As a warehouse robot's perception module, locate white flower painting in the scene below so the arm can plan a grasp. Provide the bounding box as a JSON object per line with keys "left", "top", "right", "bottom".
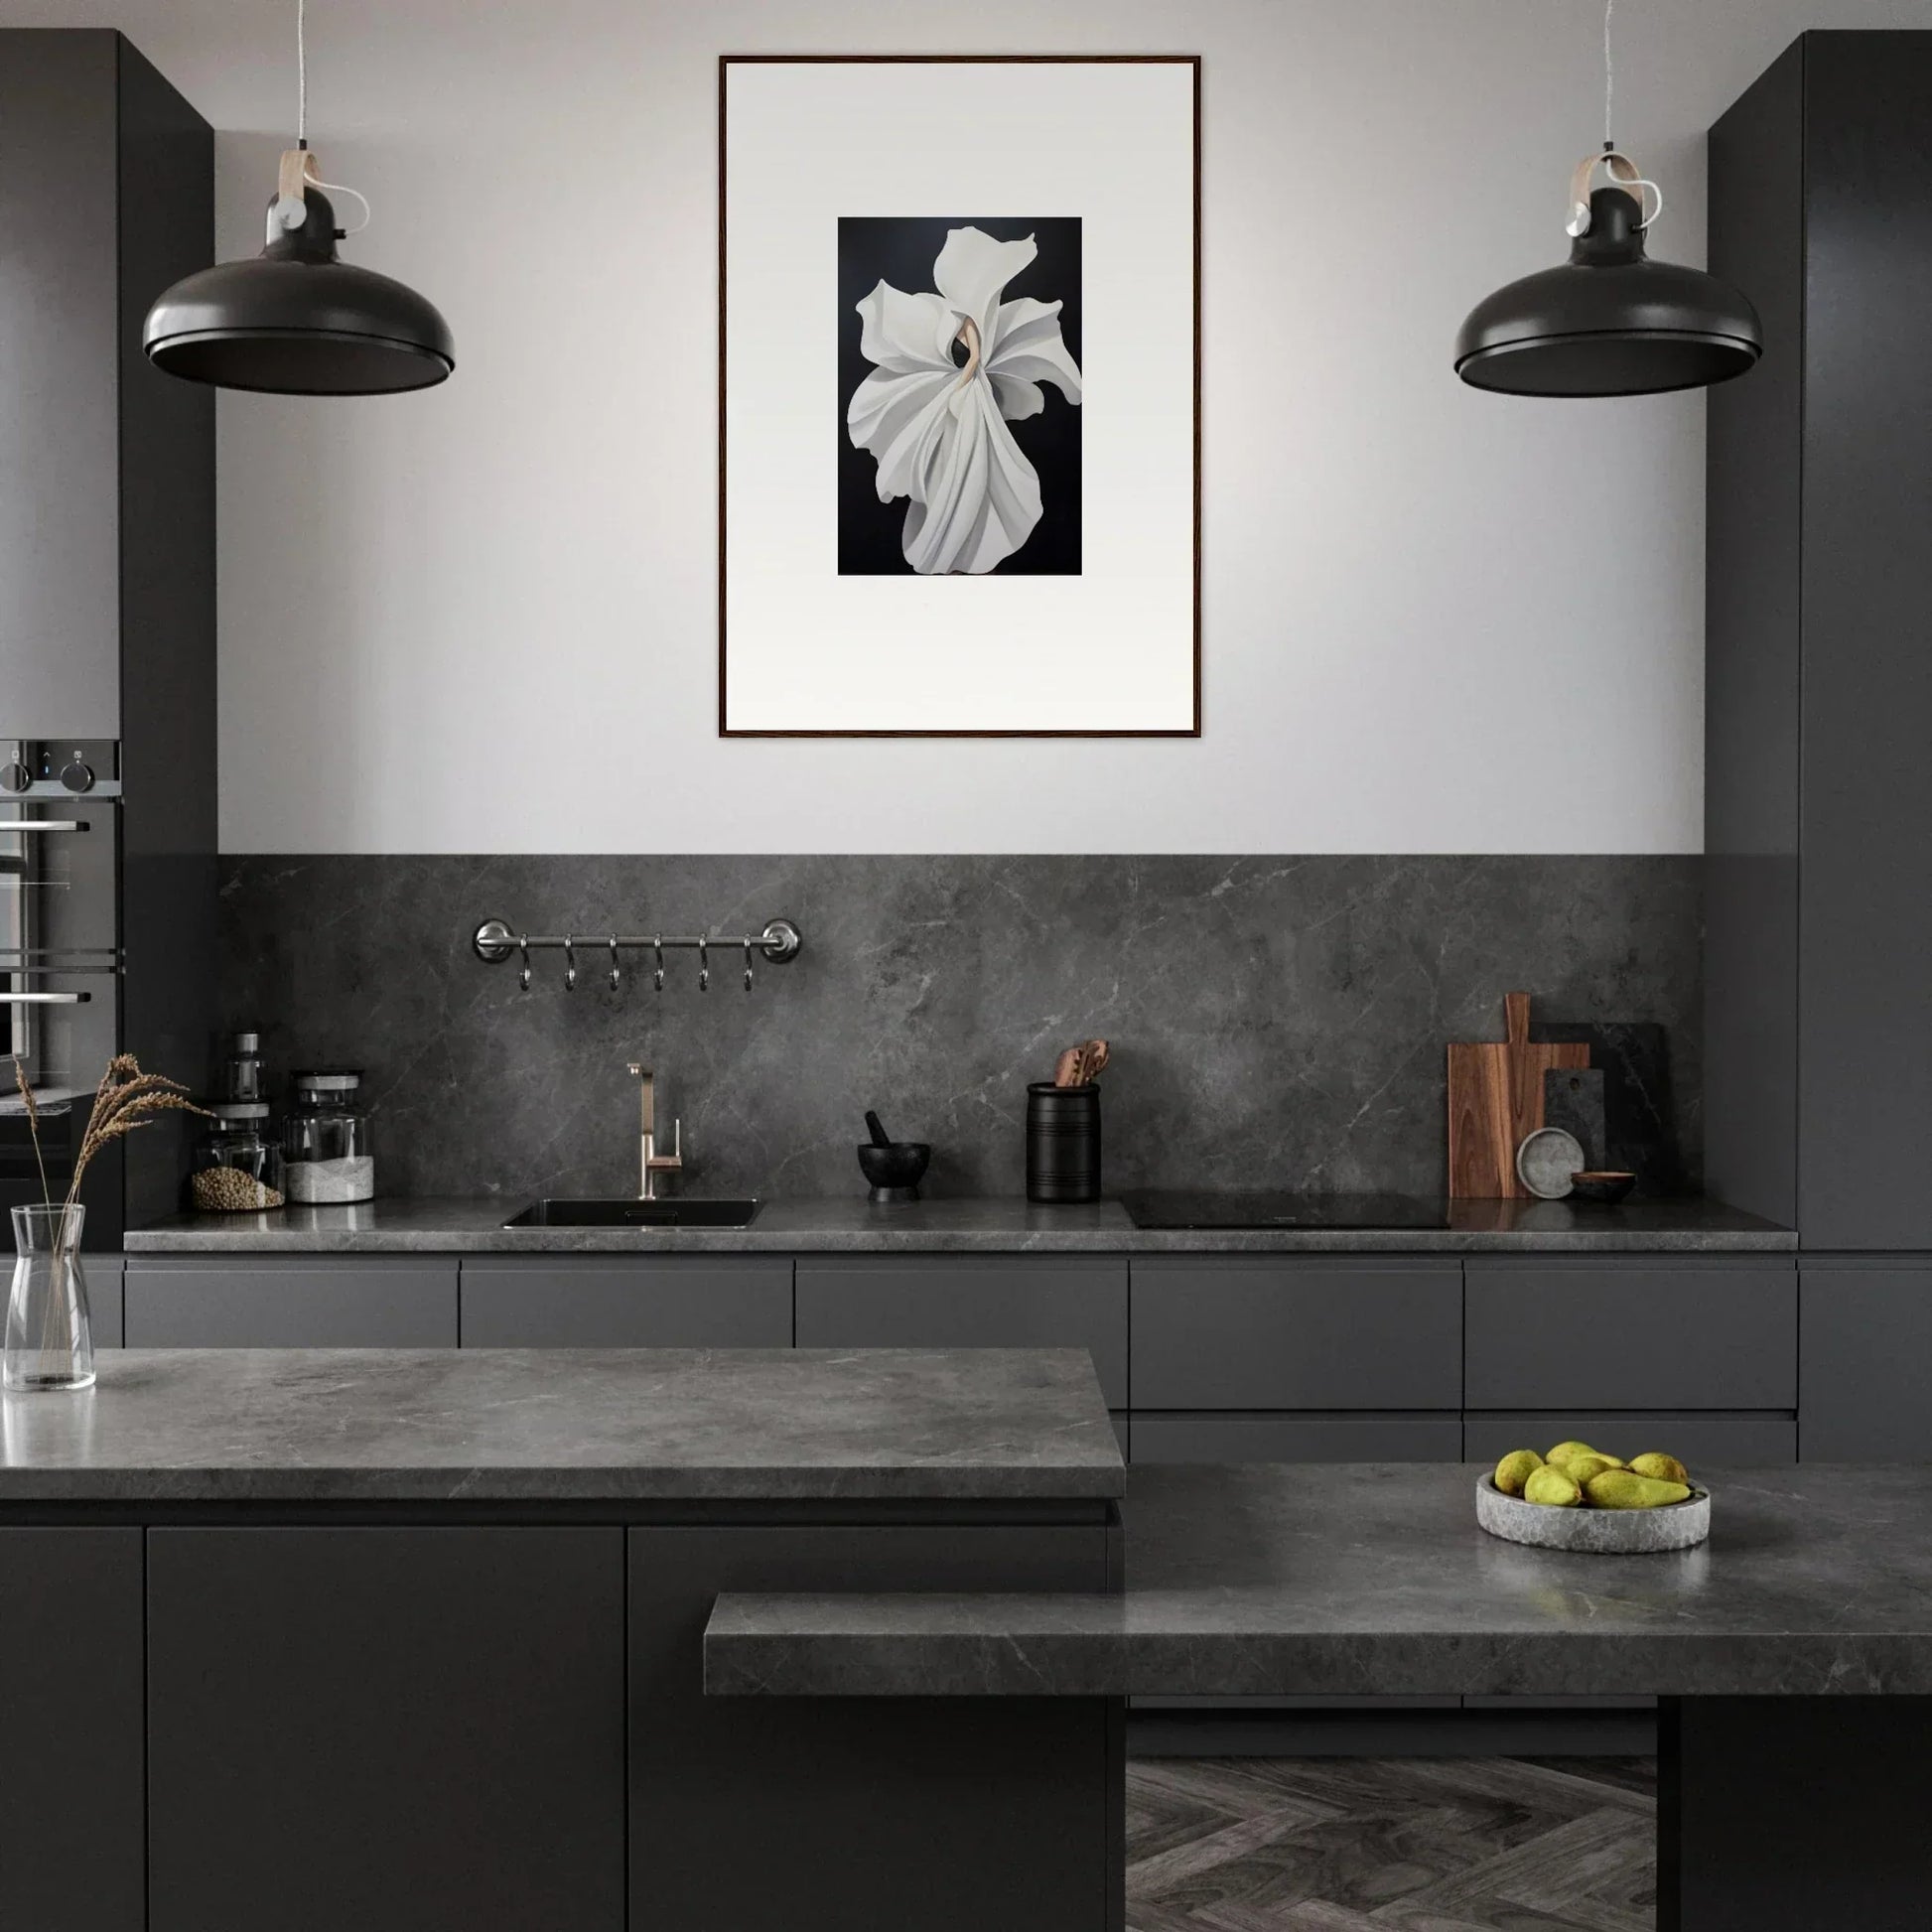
{"left": 844, "top": 223, "right": 1083, "bottom": 576}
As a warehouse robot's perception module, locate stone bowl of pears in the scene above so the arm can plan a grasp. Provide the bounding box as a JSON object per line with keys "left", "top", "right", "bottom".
{"left": 1476, "top": 1441, "right": 1711, "bottom": 1553}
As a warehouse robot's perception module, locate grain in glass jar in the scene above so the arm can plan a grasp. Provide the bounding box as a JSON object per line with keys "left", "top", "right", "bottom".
{"left": 284, "top": 1069, "right": 375, "bottom": 1203}
{"left": 192, "top": 1103, "right": 287, "bottom": 1212}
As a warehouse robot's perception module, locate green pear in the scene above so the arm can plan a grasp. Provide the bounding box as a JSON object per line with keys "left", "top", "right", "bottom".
{"left": 1494, "top": 1449, "right": 1543, "bottom": 1496}
{"left": 1628, "top": 1452, "right": 1690, "bottom": 1485}
{"left": 1553, "top": 1452, "right": 1620, "bottom": 1485}
{"left": 1524, "top": 1465, "right": 1584, "bottom": 1507}
{"left": 1586, "top": 1469, "right": 1693, "bottom": 1510}
{"left": 1547, "top": 1440, "right": 1600, "bottom": 1464}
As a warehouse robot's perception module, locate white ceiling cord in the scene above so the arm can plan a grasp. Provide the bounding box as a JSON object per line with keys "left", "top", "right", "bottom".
{"left": 1603, "top": 0, "right": 1614, "bottom": 150}
{"left": 277, "top": 0, "right": 372, "bottom": 236}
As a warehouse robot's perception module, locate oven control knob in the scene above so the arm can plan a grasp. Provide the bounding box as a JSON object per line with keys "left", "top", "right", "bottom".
{"left": 0, "top": 761, "right": 29, "bottom": 794}
{"left": 60, "top": 759, "right": 94, "bottom": 794}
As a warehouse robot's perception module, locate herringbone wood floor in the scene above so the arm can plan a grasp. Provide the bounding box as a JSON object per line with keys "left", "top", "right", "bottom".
{"left": 1126, "top": 1756, "right": 1657, "bottom": 1931}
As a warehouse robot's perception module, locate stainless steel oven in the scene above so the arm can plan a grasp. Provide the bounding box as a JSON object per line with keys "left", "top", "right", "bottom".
{"left": 0, "top": 740, "right": 122, "bottom": 1232}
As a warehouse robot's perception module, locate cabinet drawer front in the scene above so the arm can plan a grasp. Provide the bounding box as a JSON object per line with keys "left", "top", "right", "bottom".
{"left": 1464, "top": 1260, "right": 1796, "bottom": 1410}
{"left": 1800, "top": 1263, "right": 1932, "bottom": 1459}
{"left": 461, "top": 1258, "right": 791, "bottom": 1348}
{"left": 1130, "top": 1413, "right": 1464, "bottom": 1463}
{"left": 87, "top": 1256, "right": 123, "bottom": 1347}
{"left": 125, "top": 1260, "right": 458, "bottom": 1347}
{"left": 1131, "top": 1260, "right": 1461, "bottom": 1411}
{"left": 794, "top": 1259, "right": 1127, "bottom": 1408}
{"left": 1463, "top": 1412, "right": 1797, "bottom": 1467}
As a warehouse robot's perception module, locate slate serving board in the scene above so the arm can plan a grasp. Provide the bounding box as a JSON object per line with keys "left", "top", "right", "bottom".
{"left": 1543, "top": 1066, "right": 1607, "bottom": 1172}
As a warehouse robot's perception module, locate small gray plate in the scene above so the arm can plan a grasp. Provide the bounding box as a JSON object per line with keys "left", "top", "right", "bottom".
{"left": 1516, "top": 1126, "right": 1585, "bottom": 1199}
{"left": 1477, "top": 1475, "right": 1711, "bottom": 1554}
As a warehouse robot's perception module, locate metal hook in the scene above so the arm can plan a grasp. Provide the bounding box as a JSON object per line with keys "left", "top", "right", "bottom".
{"left": 518, "top": 934, "right": 532, "bottom": 993}
{"left": 698, "top": 936, "right": 709, "bottom": 994}
{"left": 563, "top": 935, "right": 577, "bottom": 992}
{"left": 743, "top": 938, "right": 755, "bottom": 993}
{"left": 608, "top": 936, "right": 621, "bottom": 992}
{"left": 652, "top": 937, "right": 664, "bottom": 994}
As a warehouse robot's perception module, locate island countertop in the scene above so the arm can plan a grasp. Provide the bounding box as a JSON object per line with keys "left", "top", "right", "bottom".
{"left": 706, "top": 1460, "right": 1932, "bottom": 1698}
{"left": 122, "top": 1193, "right": 1796, "bottom": 1255}
{"left": 0, "top": 1347, "right": 1124, "bottom": 1504}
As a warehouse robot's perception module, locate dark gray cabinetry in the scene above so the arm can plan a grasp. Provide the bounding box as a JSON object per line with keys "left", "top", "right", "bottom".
{"left": 1709, "top": 33, "right": 1932, "bottom": 1250}
{"left": 1133, "top": 1259, "right": 1461, "bottom": 1409}
{"left": 0, "top": 1529, "right": 144, "bottom": 1932}
{"left": 125, "top": 1256, "right": 459, "bottom": 1345}
{"left": 1799, "top": 1262, "right": 1932, "bottom": 1459}
{"left": 1464, "top": 1259, "right": 1796, "bottom": 1411}
{"left": 460, "top": 1255, "right": 791, "bottom": 1347}
{"left": 147, "top": 1527, "right": 625, "bottom": 1932}
{"left": 1463, "top": 1413, "right": 1797, "bottom": 1466}
{"left": 1133, "top": 1414, "right": 1462, "bottom": 1462}
{"left": 0, "top": 32, "right": 121, "bottom": 731}
{"left": 0, "top": 30, "right": 215, "bottom": 1238}
{"left": 1131, "top": 1258, "right": 1461, "bottom": 1463}
{"left": 795, "top": 1257, "right": 1128, "bottom": 1408}
{"left": 85, "top": 1255, "right": 123, "bottom": 1347}
{"left": 629, "top": 1524, "right": 1116, "bottom": 1932}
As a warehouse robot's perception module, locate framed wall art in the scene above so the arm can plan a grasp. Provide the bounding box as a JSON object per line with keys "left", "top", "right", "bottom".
{"left": 719, "top": 55, "right": 1200, "bottom": 737}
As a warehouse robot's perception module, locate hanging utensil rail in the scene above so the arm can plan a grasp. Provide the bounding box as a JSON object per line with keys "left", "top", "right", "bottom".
{"left": 471, "top": 916, "right": 801, "bottom": 993}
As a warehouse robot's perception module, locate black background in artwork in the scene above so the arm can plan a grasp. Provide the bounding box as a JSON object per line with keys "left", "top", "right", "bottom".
{"left": 838, "top": 216, "right": 1082, "bottom": 576}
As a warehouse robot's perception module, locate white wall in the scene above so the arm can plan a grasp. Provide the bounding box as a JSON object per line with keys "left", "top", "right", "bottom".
{"left": 0, "top": 0, "right": 1904, "bottom": 853}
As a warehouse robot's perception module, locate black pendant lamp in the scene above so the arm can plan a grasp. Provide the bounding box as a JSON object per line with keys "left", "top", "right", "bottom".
{"left": 144, "top": 0, "right": 452, "bottom": 395}
{"left": 1454, "top": 1, "right": 1759, "bottom": 397}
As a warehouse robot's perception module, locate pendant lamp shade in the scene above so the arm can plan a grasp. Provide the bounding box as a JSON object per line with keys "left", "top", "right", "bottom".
{"left": 1455, "top": 185, "right": 1760, "bottom": 398}
{"left": 144, "top": 184, "right": 454, "bottom": 395}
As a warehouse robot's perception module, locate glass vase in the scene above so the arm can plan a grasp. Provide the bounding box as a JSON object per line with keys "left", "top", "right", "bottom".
{"left": 5, "top": 1204, "right": 94, "bottom": 1393}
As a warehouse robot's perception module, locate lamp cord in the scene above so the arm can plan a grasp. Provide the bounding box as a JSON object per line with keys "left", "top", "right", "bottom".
{"left": 1603, "top": 0, "right": 1614, "bottom": 150}
{"left": 297, "top": 0, "right": 307, "bottom": 148}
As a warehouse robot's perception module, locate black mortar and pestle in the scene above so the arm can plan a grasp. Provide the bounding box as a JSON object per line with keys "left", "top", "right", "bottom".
{"left": 858, "top": 1110, "right": 930, "bottom": 1203}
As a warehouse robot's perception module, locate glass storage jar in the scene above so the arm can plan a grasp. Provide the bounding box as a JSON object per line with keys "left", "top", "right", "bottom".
{"left": 191, "top": 1103, "right": 287, "bottom": 1212}
{"left": 284, "top": 1069, "right": 375, "bottom": 1204}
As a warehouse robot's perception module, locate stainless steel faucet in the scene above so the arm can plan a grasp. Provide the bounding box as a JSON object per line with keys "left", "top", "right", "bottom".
{"left": 624, "top": 1062, "right": 683, "bottom": 1199}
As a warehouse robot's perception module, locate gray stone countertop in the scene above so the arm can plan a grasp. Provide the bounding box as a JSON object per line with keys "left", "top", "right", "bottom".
{"left": 0, "top": 1347, "right": 1123, "bottom": 1504}
{"left": 123, "top": 1194, "right": 1796, "bottom": 1254}
{"left": 705, "top": 1461, "right": 1932, "bottom": 1698}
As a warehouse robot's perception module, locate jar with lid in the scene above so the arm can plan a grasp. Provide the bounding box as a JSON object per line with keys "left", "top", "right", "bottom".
{"left": 218, "top": 1031, "right": 266, "bottom": 1103}
{"left": 283, "top": 1069, "right": 375, "bottom": 1204}
{"left": 191, "top": 1103, "right": 287, "bottom": 1212}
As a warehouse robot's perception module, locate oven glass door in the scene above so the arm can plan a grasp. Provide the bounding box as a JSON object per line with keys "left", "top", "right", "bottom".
{"left": 0, "top": 802, "right": 119, "bottom": 1206}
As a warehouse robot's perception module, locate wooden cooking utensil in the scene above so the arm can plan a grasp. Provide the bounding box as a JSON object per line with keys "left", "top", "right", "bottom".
{"left": 1447, "top": 992, "right": 1589, "bottom": 1198}
{"left": 1052, "top": 1046, "right": 1082, "bottom": 1088}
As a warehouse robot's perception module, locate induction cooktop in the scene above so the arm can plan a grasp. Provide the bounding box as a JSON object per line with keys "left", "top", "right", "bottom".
{"left": 1120, "top": 1191, "right": 1451, "bottom": 1231}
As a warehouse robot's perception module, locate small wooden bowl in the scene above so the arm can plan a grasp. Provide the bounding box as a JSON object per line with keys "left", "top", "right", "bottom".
{"left": 1568, "top": 1171, "right": 1637, "bottom": 1205}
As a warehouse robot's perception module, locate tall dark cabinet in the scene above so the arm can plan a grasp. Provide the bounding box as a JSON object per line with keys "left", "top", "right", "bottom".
{"left": 0, "top": 31, "right": 215, "bottom": 1242}
{"left": 1709, "top": 32, "right": 1932, "bottom": 1457}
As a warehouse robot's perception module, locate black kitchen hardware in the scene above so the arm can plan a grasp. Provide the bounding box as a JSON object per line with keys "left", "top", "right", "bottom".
{"left": 1027, "top": 1081, "right": 1101, "bottom": 1204}
{"left": 143, "top": 4, "right": 452, "bottom": 395}
{"left": 1121, "top": 1192, "right": 1452, "bottom": 1231}
{"left": 864, "top": 1110, "right": 893, "bottom": 1150}
{"left": 1456, "top": 1, "right": 1759, "bottom": 396}
{"left": 857, "top": 1138, "right": 930, "bottom": 1204}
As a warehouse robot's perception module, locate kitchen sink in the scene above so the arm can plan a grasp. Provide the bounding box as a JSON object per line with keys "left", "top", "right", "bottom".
{"left": 502, "top": 1198, "right": 762, "bottom": 1229}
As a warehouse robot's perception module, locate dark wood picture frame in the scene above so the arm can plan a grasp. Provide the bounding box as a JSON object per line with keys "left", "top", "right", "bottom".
{"left": 718, "top": 54, "right": 1202, "bottom": 739}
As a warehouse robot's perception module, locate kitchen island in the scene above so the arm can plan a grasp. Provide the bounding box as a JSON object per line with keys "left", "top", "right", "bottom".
{"left": 0, "top": 1346, "right": 1124, "bottom": 1932}
{"left": 713, "top": 1460, "right": 1932, "bottom": 1932}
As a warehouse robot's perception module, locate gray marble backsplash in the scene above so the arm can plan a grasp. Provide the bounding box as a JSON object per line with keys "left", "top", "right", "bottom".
{"left": 217, "top": 856, "right": 1702, "bottom": 1203}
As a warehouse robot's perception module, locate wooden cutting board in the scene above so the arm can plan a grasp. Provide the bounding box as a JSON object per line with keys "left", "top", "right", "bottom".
{"left": 1447, "top": 993, "right": 1590, "bottom": 1198}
